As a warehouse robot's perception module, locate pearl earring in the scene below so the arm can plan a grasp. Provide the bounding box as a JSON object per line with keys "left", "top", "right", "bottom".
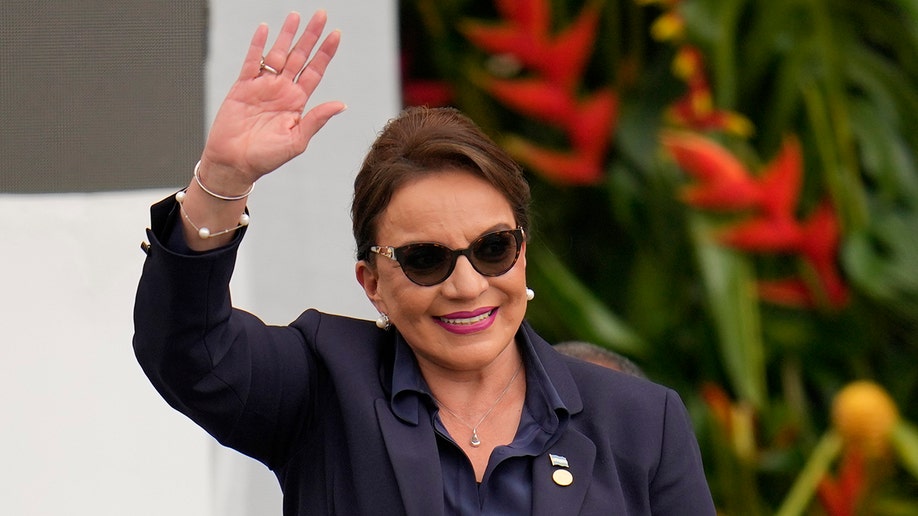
{"left": 376, "top": 313, "right": 391, "bottom": 330}
{"left": 526, "top": 288, "right": 535, "bottom": 301}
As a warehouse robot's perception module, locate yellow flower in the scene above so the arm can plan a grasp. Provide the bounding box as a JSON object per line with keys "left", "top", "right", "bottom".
{"left": 672, "top": 46, "right": 703, "bottom": 80}
{"left": 831, "top": 381, "right": 900, "bottom": 457}
{"left": 650, "top": 12, "right": 685, "bottom": 41}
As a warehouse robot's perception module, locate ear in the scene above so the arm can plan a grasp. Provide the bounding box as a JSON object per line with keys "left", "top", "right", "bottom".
{"left": 356, "top": 260, "right": 386, "bottom": 312}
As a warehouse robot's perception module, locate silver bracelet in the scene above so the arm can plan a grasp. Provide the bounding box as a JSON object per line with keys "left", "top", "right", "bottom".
{"left": 193, "top": 160, "right": 254, "bottom": 201}
{"left": 176, "top": 190, "right": 249, "bottom": 239}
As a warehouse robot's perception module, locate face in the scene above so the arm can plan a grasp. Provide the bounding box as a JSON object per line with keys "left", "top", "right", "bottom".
{"left": 356, "top": 169, "right": 528, "bottom": 374}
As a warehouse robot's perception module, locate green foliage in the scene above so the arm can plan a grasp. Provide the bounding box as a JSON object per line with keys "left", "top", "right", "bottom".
{"left": 400, "top": 0, "right": 918, "bottom": 512}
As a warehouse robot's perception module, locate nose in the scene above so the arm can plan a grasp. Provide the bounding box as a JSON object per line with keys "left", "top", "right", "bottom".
{"left": 441, "top": 255, "right": 489, "bottom": 299}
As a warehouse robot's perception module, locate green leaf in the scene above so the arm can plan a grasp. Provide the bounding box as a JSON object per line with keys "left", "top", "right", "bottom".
{"left": 689, "top": 215, "right": 767, "bottom": 409}
{"left": 843, "top": 206, "right": 918, "bottom": 320}
{"left": 526, "top": 243, "right": 646, "bottom": 358}
{"left": 848, "top": 99, "right": 918, "bottom": 203}
{"left": 892, "top": 421, "right": 918, "bottom": 481}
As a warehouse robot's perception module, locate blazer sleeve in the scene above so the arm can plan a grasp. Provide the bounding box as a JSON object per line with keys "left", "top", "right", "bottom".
{"left": 132, "top": 195, "right": 317, "bottom": 469}
{"left": 650, "top": 389, "right": 717, "bottom": 515}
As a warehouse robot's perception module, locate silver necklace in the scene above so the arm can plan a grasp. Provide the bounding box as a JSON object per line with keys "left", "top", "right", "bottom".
{"left": 431, "top": 362, "right": 524, "bottom": 447}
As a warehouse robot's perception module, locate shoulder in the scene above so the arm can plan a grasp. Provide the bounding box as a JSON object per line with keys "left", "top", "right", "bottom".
{"left": 535, "top": 337, "right": 687, "bottom": 438}
{"left": 558, "top": 353, "right": 697, "bottom": 467}
{"left": 291, "top": 308, "right": 378, "bottom": 335}
{"left": 290, "top": 309, "right": 386, "bottom": 350}
{"left": 287, "top": 309, "right": 394, "bottom": 374}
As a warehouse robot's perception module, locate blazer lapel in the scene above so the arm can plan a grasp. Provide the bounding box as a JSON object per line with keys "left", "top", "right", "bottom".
{"left": 531, "top": 427, "right": 597, "bottom": 516}
{"left": 376, "top": 398, "right": 445, "bottom": 516}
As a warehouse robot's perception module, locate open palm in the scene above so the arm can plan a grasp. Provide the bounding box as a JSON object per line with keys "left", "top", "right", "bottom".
{"left": 201, "top": 10, "right": 346, "bottom": 185}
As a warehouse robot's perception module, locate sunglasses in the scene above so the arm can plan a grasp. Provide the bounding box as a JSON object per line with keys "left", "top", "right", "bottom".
{"left": 370, "top": 228, "right": 525, "bottom": 286}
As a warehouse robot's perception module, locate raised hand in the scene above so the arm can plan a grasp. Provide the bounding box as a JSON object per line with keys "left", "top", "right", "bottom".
{"left": 176, "top": 10, "right": 345, "bottom": 251}
{"left": 199, "top": 10, "right": 346, "bottom": 193}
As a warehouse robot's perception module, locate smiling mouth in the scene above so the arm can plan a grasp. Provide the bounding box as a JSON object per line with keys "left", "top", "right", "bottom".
{"left": 437, "top": 309, "right": 495, "bottom": 325}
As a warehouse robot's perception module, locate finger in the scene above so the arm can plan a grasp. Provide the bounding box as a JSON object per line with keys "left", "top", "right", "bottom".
{"left": 295, "top": 29, "right": 341, "bottom": 98}
{"left": 283, "top": 10, "right": 328, "bottom": 81}
{"left": 238, "top": 23, "right": 269, "bottom": 80}
{"left": 263, "top": 11, "right": 301, "bottom": 74}
{"left": 295, "top": 101, "right": 348, "bottom": 151}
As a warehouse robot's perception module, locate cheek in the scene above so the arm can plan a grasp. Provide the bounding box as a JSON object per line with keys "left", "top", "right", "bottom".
{"left": 498, "top": 267, "right": 529, "bottom": 308}
{"left": 379, "top": 274, "right": 434, "bottom": 319}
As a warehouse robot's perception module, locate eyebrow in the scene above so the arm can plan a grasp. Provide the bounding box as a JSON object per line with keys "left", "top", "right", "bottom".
{"left": 381, "top": 223, "right": 518, "bottom": 248}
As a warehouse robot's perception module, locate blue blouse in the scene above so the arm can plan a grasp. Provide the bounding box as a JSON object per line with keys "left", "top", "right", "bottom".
{"left": 389, "top": 334, "right": 570, "bottom": 515}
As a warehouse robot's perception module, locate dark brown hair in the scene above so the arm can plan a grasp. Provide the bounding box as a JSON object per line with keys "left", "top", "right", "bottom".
{"left": 352, "top": 106, "right": 531, "bottom": 260}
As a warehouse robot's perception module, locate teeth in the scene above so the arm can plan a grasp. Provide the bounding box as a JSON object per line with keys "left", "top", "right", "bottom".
{"left": 439, "top": 310, "right": 493, "bottom": 325}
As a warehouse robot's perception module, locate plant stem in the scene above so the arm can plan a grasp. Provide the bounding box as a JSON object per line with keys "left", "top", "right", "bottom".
{"left": 775, "top": 430, "right": 842, "bottom": 516}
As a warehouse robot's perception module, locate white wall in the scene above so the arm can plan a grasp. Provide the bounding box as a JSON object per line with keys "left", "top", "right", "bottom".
{"left": 0, "top": 1, "right": 398, "bottom": 514}
{"left": 0, "top": 192, "right": 213, "bottom": 515}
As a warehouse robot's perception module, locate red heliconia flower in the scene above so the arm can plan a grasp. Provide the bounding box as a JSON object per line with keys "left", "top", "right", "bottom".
{"left": 663, "top": 132, "right": 804, "bottom": 217}
{"left": 757, "top": 136, "right": 803, "bottom": 218}
{"left": 495, "top": 0, "right": 550, "bottom": 36}
{"left": 665, "top": 131, "right": 849, "bottom": 309}
{"left": 675, "top": 95, "right": 750, "bottom": 140}
{"left": 568, "top": 88, "right": 618, "bottom": 157}
{"left": 482, "top": 78, "right": 577, "bottom": 126}
{"left": 715, "top": 136, "right": 805, "bottom": 248}
{"left": 740, "top": 202, "right": 848, "bottom": 309}
{"left": 667, "top": 46, "right": 754, "bottom": 136}
{"left": 722, "top": 205, "right": 847, "bottom": 309}
{"left": 460, "top": 22, "right": 544, "bottom": 70}
{"left": 402, "top": 80, "right": 453, "bottom": 108}
{"left": 661, "top": 131, "right": 761, "bottom": 210}
{"left": 504, "top": 136, "right": 605, "bottom": 185}
{"left": 462, "top": 0, "right": 615, "bottom": 186}
{"left": 718, "top": 216, "right": 804, "bottom": 251}
{"left": 799, "top": 201, "right": 849, "bottom": 308}
{"left": 668, "top": 88, "right": 754, "bottom": 137}
{"left": 540, "top": 2, "right": 601, "bottom": 89}
{"left": 460, "top": 1, "right": 547, "bottom": 71}
{"left": 757, "top": 279, "right": 814, "bottom": 308}
{"left": 817, "top": 450, "right": 866, "bottom": 516}
{"left": 462, "top": 0, "right": 600, "bottom": 90}
{"left": 485, "top": 83, "right": 616, "bottom": 185}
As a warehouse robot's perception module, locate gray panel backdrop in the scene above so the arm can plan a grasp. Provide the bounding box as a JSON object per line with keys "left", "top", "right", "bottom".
{"left": 0, "top": 0, "right": 205, "bottom": 193}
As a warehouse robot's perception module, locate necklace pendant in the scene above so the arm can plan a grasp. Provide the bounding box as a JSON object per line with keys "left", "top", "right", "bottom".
{"left": 470, "top": 430, "right": 481, "bottom": 447}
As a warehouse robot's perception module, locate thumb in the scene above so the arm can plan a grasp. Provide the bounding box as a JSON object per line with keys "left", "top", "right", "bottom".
{"left": 297, "top": 101, "right": 348, "bottom": 149}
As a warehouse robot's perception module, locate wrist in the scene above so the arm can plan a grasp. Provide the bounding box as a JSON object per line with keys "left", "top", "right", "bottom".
{"left": 195, "top": 159, "right": 255, "bottom": 201}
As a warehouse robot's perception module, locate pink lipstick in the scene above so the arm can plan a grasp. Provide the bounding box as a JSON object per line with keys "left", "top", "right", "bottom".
{"left": 434, "top": 307, "right": 498, "bottom": 334}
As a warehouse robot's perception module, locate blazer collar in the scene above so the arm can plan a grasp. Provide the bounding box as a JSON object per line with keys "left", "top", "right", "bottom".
{"left": 519, "top": 321, "right": 584, "bottom": 417}
{"left": 518, "top": 322, "right": 601, "bottom": 514}
{"left": 376, "top": 398, "right": 445, "bottom": 516}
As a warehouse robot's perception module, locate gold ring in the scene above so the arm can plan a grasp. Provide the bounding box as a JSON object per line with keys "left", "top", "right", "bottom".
{"left": 259, "top": 57, "right": 280, "bottom": 75}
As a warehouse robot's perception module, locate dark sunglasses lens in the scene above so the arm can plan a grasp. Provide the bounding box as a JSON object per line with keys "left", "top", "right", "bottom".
{"left": 471, "top": 231, "right": 519, "bottom": 275}
{"left": 399, "top": 244, "right": 452, "bottom": 285}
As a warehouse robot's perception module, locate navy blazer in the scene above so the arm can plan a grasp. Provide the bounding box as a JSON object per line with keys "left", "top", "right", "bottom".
{"left": 134, "top": 197, "right": 716, "bottom": 515}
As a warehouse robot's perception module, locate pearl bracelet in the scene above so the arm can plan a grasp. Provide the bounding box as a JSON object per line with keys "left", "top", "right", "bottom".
{"left": 194, "top": 160, "right": 254, "bottom": 201}
{"left": 176, "top": 190, "right": 249, "bottom": 239}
